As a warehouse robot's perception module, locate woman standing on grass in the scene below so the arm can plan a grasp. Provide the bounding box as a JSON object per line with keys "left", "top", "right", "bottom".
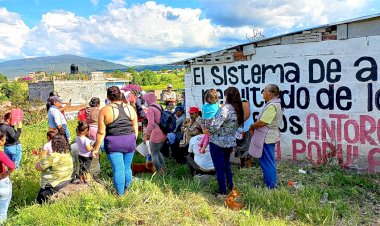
{"left": 93, "top": 86, "right": 138, "bottom": 195}
{"left": 0, "top": 112, "right": 23, "bottom": 169}
{"left": 85, "top": 97, "right": 101, "bottom": 179}
{"left": 249, "top": 84, "right": 283, "bottom": 189}
{"left": 0, "top": 131, "right": 15, "bottom": 223}
{"left": 142, "top": 92, "right": 167, "bottom": 173}
{"left": 205, "top": 87, "right": 244, "bottom": 196}
{"left": 35, "top": 133, "right": 73, "bottom": 204}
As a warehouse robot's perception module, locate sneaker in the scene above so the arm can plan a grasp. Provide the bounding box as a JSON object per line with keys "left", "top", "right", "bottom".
{"left": 215, "top": 193, "right": 227, "bottom": 199}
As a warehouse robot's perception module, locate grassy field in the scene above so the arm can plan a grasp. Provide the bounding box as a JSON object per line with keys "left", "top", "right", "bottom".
{"left": 5, "top": 120, "right": 380, "bottom": 225}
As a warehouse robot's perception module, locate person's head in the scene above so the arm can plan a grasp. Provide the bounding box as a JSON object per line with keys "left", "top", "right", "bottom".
{"left": 167, "top": 84, "right": 173, "bottom": 91}
{"left": 142, "top": 92, "right": 157, "bottom": 107}
{"left": 47, "top": 130, "right": 58, "bottom": 141}
{"left": 51, "top": 134, "right": 70, "bottom": 154}
{"left": 188, "top": 106, "right": 200, "bottom": 121}
{"left": 49, "top": 91, "right": 59, "bottom": 97}
{"left": 107, "top": 86, "right": 122, "bottom": 102}
{"left": 50, "top": 96, "right": 62, "bottom": 108}
{"left": 76, "top": 121, "right": 89, "bottom": 136}
{"left": 0, "top": 131, "right": 6, "bottom": 146}
{"left": 224, "top": 87, "right": 244, "bottom": 126}
{"left": 204, "top": 89, "right": 219, "bottom": 104}
{"left": 89, "top": 97, "right": 100, "bottom": 107}
{"left": 174, "top": 105, "right": 184, "bottom": 117}
{"left": 262, "top": 84, "right": 281, "bottom": 102}
{"left": 3, "top": 112, "right": 11, "bottom": 124}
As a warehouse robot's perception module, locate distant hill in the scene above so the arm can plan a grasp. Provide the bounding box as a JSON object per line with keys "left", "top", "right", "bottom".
{"left": 0, "top": 54, "right": 129, "bottom": 79}
{"left": 0, "top": 54, "right": 184, "bottom": 79}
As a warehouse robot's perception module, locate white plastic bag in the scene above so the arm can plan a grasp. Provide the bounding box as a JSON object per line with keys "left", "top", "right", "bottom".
{"left": 136, "top": 141, "right": 150, "bottom": 156}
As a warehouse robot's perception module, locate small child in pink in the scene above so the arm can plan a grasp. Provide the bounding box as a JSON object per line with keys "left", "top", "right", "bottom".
{"left": 42, "top": 130, "right": 58, "bottom": 154}
{"left": 198, "top": 89, "right": 219, "bottom": 154}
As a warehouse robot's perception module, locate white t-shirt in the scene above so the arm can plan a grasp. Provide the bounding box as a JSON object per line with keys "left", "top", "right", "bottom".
{"left": 188, "top": 134, "right": 214, "bottom": 170}
{"left": 76, "top": 136, "right": 92, "bottom": 157}
{"left": 43, "top": 141, "right": 53, "bottom": 154}
{"left": 163, "top": 91, "right": 176, "bottom": 101}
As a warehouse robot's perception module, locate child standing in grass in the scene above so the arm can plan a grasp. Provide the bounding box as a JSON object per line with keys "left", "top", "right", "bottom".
{"left": 198, "top": 89, "right": 219, "bottom": 154}
{"left": 75, "top": 121, "right": 94, "bottom": 183}
{"left": 0, "top": 131, "right": 15, "bottom": 223}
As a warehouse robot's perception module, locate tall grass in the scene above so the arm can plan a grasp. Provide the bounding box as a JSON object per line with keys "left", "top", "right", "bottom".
{"left": 6, "top": 120, "right": 380, "bottom": 225}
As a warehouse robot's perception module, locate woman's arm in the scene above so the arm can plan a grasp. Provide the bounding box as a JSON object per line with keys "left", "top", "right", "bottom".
{"left": 249, "top": 105, "right": 276, "bottom": 132}
{"left": 128, "top": 105, "right": 139, "bottom": 138}
{"left": 35, "top": 162, "right": 44, "bottom": 171}
{"left": 242, "top": 101, "right": 251, "bottom": 122}
{"left": 0, "top": 152, "right": 15, "bottom": 178}
{"left": 93, "top": 107, "right": 107, "bottom": 156}
{"left": 206, "top": 106, "right": 228, "bottom": 134}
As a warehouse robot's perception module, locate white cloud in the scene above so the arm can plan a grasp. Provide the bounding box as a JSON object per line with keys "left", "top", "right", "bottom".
{"left": 90, "top": 0, "right": 99, "bottom": 6}
{"left": 200, "top": 0, "right": 373, "bottom": 31}
{"left": 21, "top": 0, "right": 250, "bottom": 64}
{"left": 0, "top": 8, "right": 30, "bottom": 59}
{"left": 0, "top": 0, "right": 378, "bottom": 65}
{"left": 117, "top": 50, "right": 210, "bottom": 66}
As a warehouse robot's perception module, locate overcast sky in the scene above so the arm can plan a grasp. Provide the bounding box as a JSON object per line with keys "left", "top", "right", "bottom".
{"left": 0, "top": 0, "right": 379, "bottom": 65}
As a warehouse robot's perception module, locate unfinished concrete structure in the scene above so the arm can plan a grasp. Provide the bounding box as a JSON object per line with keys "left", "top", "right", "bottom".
{"left": 176, "top": 14, "right": 380, "bottom": 173}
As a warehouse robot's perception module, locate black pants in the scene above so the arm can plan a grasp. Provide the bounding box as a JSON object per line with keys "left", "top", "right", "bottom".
{"left": 37, "top": 180, "right": 70, "bottom": 204}
{"left": 172, "top": 144, "right": 188, "bottom": 164}
{"left": 186, "top": 154, "right": 215, "bottom": 176}
{"left": 79, "top": 156, "right": 92, "bottom": 176}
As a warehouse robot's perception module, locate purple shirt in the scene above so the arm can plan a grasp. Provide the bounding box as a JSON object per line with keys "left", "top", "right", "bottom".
{"left": 76, "top": 136, "right": 93, "bottom": 157}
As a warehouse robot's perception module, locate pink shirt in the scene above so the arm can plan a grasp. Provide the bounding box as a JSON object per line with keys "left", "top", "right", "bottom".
{"left": 0, "top": 151, "right": 15, "bottom": 174}
{"left": 145, "top": 103, "right": 167, "bottom": 143}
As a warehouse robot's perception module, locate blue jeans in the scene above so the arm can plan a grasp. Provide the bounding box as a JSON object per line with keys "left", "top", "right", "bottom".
{"left": 0, "top": 177, "right": 12, "bottom": 223}
{"left": 106, "top": 152, "right": 134, "bottom": 195}
{"left": 209, "top": 142, "right": 233, "bottom": 195}
{"left": 62, "top": 124, "right": 71, "bottom": 142}
{"left": 4, "top": 144, "right": 22, "bottom": 169}
{"left": 259, "top": 143, "right": 277, "bottom": 189}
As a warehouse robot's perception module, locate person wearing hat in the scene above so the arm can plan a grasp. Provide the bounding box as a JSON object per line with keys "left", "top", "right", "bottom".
{"left": 162, "top": 84, "right": 177, "bottom": 111}
{"left": 164, "top": 105, "right": 186, "bottom": 158}
{"left": 176, "top": 106, "right": 202, "bottom": 163}
{"left": 47, "top": 96, "right": 71, "bottom": 143}
{"left": 46, "top": 91, "right": 71, "bottom": 113}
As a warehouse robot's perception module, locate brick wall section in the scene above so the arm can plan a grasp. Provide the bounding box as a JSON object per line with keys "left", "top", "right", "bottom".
{"left": 28, "top": 81, "right": 54, "bottom": 102}
{"left": 53, "top": 81, "right": 107, "bottom": 104}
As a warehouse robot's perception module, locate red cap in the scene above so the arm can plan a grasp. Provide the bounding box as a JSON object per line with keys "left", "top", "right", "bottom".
{"left": 188, "top": 106, "right": 199, "bottom": 114}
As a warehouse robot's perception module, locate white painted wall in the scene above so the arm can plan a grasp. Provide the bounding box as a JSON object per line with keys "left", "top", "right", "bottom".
{"left": 185, "top": 36, "right": 380, "bottom": 173}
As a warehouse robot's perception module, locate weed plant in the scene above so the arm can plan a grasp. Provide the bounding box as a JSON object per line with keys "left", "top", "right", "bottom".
{"left": 5, "top": 120, "right": 380, "bottom": 225}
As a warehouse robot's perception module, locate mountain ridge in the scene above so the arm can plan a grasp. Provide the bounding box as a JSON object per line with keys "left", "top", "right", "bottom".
{"left": 0, "top": 54, "right": 181, "bottom": 79}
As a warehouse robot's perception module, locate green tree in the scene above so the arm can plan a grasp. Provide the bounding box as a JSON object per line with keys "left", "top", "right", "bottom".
{"left": 0, "top": 82, "right": 29, "bottom": 104}
{"left": 111, "top": 70, "right": 125, "bottom": 79}
{"left": 0, "top": 74, "right": 8, "bottom": 83}
{"left": 140, "top": 70, "right": 159, "bottom": 85}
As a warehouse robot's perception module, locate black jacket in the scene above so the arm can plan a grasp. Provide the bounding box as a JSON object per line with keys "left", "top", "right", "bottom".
{"left": 0, "top": 123, "right": 21, "bottom": 146}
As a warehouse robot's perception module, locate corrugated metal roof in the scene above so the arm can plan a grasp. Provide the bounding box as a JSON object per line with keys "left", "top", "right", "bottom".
{"left": 172, "top": 13, "right": 380, "bottom": 65}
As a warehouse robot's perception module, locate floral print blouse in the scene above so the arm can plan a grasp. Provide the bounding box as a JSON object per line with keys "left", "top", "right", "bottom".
{"left": 206, "top": 104, "right": 239, "bottom": 148}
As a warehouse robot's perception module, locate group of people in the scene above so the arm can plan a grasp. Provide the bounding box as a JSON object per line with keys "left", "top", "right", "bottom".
{"left": 0, "top": 82, "right": 284, "bottom": 221}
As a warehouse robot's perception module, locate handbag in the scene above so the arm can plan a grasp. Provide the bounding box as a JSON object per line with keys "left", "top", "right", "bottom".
{"left": 248, "top": 126, "right": 269, "bottom": 158}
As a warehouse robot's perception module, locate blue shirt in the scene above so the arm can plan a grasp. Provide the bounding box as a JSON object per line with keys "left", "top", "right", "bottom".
{"left": 202, "top": 103, "right": 219, "bottom": 119}
{"left": 48, "top": 105, "right": 67, "bottom": 128}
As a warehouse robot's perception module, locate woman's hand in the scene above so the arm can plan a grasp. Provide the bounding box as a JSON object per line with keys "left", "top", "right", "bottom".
{"left": 143, "top": 134, "right": 148, "bottom": 144}
{"left": 202, "top": 128, "right": 209, "bottom": 134}
{"left": 92, "top": 149, "right": 100, "bottom": 159}
{"left": 0, "top": 172, "right": 9, "bottom": 179}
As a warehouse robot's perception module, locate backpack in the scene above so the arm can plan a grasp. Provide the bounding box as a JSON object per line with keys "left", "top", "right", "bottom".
{"left": 152, "top": 105, "right": 176, "bottom": 134}
{"left": 77, "top": 108, "right": 87, "bottom": 122}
